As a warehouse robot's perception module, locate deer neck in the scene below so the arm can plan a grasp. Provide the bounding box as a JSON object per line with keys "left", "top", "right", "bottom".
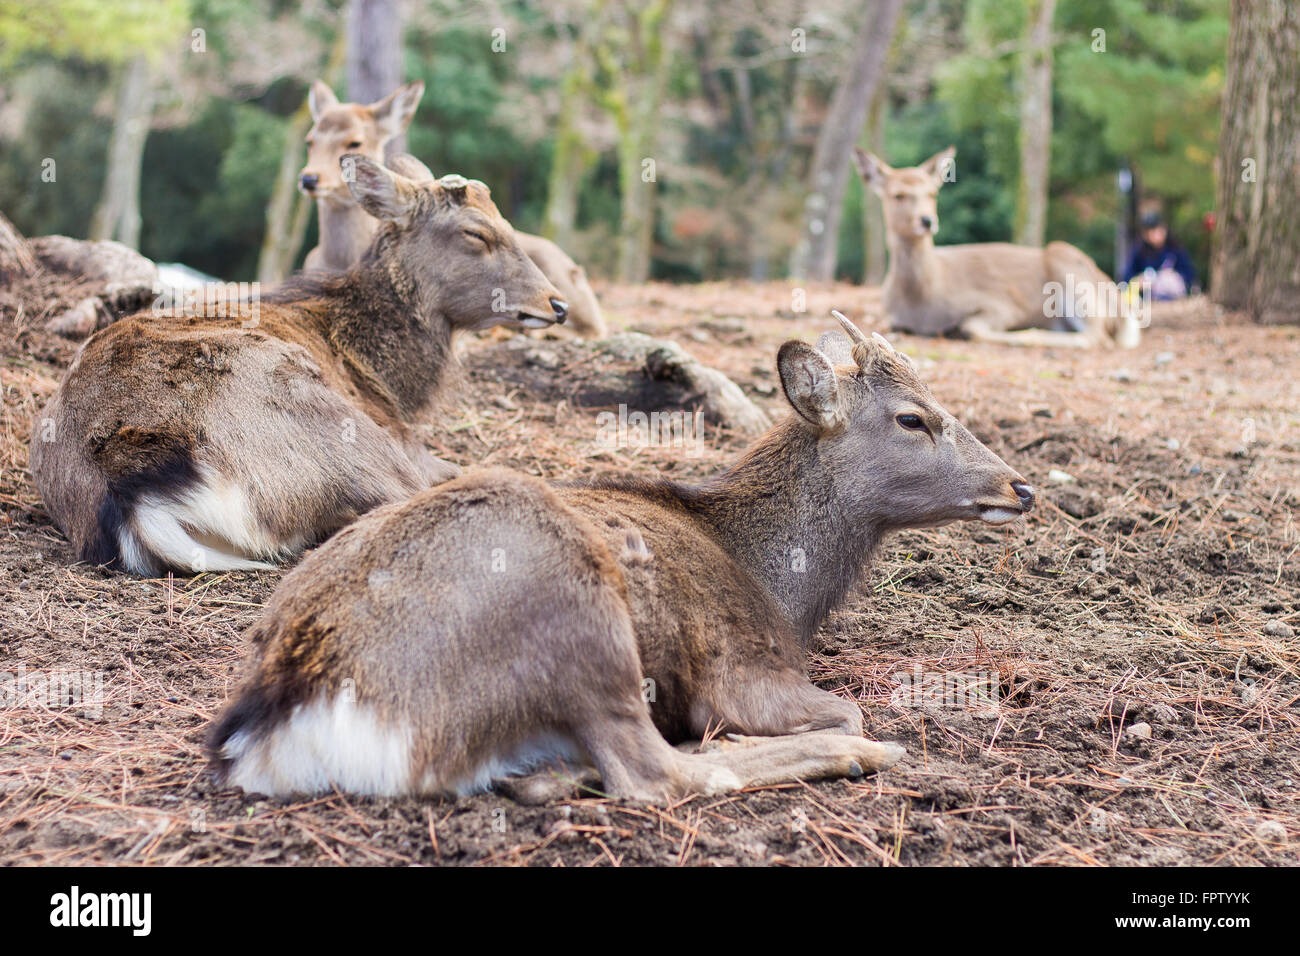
{"left": 316, "top": 195, "right": 378, "bottom": 272}
{"left": 887, "top": 233, "right": 940, "bottom": 302}
{"left": 691, "top": 419, "right": 885, "bottom": 646}
{"left": 323, "top": 251, "right": 453, "bottom": 421}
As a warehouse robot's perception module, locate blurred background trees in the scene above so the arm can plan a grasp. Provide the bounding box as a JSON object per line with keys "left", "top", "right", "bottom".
{"left": 0, "top": 0, "right": 1238, "bottom": 287}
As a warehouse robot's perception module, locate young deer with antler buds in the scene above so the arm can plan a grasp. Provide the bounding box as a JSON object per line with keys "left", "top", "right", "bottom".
{"left": 31, "top": 158, "right": 565, "bottom": 577}
{"left": 208, "top": 313, "right": 1034, "bottom": 803}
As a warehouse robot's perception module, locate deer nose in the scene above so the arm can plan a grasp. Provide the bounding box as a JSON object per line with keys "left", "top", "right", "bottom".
{"left": 300, "top": 173, "right": 319, "bottom": 192}
{"left": 549, "top": 298, "right": 568, "bottom": 323}
{"left": 920, "top": 215, "right": 934, "bottom": 232}
{"left": 1012, "top": 482, "right": 1035, "bottom": 512}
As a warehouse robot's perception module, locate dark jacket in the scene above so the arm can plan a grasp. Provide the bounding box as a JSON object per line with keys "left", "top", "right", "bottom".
{"left": 1122, "top": 241, "right": 1197, "bottom": 291}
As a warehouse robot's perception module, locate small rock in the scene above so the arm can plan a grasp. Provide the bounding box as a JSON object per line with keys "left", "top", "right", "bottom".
{"left": 1264, "top": 620, "right": 1294, "bottom": 639}
{"left": 1237, "top": 682, "right": 1260, "bottom": 705}
{"left": 1112, "top": 368, "right": 1135, "bottom": 382}
{"left": 1164, "top": 437, "right": 1180, "bottom": 450}
{"left": 523, "top": 347, "right": 560, "bottom": 370}
{"left": 1127, "top": 721, "right": 1152, "bottom": 739}
{"left": 1154, "top": 351, "right": 1175, "bottom": 367}
{"left": 1254, "top": 820, "right": 1287, "bottom": 845}
{"left": 1149, "top": 702, "right": 1179, "bottom": 724}
{"left": 1047, "top": 468, "right": 1075, "bottom": 484}
{"left": 491, "top": 394, "right": 519, "bottom": 411}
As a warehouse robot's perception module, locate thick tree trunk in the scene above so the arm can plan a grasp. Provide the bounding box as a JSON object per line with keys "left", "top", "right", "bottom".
{"left": 1015, "top": 0, "right": 1056, "bottom": 248}
{"left": 90, "top": 55, "right": 154, "bottom": 250}
{"left": 1213, "top": 0, "right": 1299, "bottom": 324}
{"left": 791, "top": 0, "right": 903, "bottom": 281}
{"left": 347, "top": 0, "right": 406, "bottom": 156}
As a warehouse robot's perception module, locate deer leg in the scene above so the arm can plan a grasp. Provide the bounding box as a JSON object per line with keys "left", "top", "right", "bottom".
{"left": 692, "top": 665, "right": 865, "bottom": 738}
{"left": 677, "top": 732, "right": 905, "bottom": 790}
{"left": 493, "top": 762, "right": 602, "bottom": 805}
{"left": 961, "top": 315, "right": 1095, "bottom": 349}
{"left": 400, "top": 439, "right": 462, "bottom": 485}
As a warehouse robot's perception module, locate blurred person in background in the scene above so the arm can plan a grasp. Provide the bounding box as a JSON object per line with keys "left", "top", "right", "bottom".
{"left": 1122, "top": 211, "right": 1198, "bottom": 300}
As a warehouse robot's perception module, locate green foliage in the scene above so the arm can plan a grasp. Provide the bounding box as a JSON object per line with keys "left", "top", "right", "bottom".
{"left": 403, "top": 25, "right": 551, "bottom": 229}
{"left": 0, "top": 0, "right": 190, "bottom": 68}
{"left": 933, "top": 0, "right": 1227, "bottom": 280}
{"left": 140, "top": 101, "right": 287, "bottom": 278}
{"left": 0, "top": 61, "right": 110, "bottom": 239}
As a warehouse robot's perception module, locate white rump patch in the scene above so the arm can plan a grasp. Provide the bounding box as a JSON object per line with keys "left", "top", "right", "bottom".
{"left": 122, "top": 464, "right": 299, "bottom": 574}
{"left": 221, "top": 694, "right": 416, "bottom": 797}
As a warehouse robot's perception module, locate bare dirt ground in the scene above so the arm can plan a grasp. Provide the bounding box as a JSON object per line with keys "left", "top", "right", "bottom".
{"left": 1, "top": 279, "right": 1297, "bottom": 866}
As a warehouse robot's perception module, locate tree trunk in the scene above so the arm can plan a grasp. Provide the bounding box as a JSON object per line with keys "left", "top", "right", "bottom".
{"left": 791, "top": 0, "right": 904, "bottom": 281}
{"left": 1213, "top": 0, "right": 1299, "bottom": 325}
{"left": 1014, "top": 0, "right": 1056, "bottom": 248}
{"left": 543, "top": 20, "right": 600, "bottom": 251}
{"left": 862, "top": 84, "right": 888, "bottom": 286}
{"left": 603, "top": 0, "right": 675, "bottom": 284}
{"left": 258, "top": 103, "right": 316, "bottom": 283}
{"left": 90, "top": 55, "right": 154, "bottom": 250}
{"left": 347, "top": 0, "right": 406, "bottom": 155}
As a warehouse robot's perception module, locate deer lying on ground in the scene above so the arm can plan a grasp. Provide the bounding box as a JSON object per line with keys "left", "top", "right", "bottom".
{"left": 854, "top": 147, "right": 1141, "bottom": 349}
{"left": 31, "top": 157, "right": 566, "bottom": 577}
{"left": 301, "top": 80, "right": 607, "bottom": 337}
{"left": 208, "top": 312, "right": 1035, "bottom": 803}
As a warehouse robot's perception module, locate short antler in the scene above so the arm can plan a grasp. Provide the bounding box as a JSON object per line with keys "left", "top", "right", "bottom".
{"left": 830, "top": 310, "right": 876, "bottom": 369}
{"left": 831, "top": 310, "right": 870, "bottom": 347}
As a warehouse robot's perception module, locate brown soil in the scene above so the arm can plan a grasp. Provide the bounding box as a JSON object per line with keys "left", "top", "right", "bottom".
{"left": 1, "top": 281, "right": 1297, "bottom": 866}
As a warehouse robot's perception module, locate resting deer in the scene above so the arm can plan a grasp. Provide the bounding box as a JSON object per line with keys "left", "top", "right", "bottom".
{"left": 31, "top": 158, "right": 566, "bottom": 577}
{"left": 302, "top": 79, "right": 607, "bottom": 337}
{"left": 208, "top": 312, "right": 1035, "bottom": 803}
{"left": 854, "top": 147, "right": 1141, "bottom": 349}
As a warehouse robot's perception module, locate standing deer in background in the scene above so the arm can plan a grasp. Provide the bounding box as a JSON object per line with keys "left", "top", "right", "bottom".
{"left": 208, "top": 312, "right": 1035, "bottom": 803}
{"left": 301, "top": 80, "right": 607, "bottom": 338}
{"left": 31, "top": 158, "right": 566, "bottom": 577}
{"left": 854, "top": 147, "right": 1141, "bottom": 349}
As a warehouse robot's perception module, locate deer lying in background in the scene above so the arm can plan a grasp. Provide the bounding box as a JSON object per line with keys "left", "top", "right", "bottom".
{"left": 302, "top": 80, "right": 607, "bottom": 337}
{"left": 854, "top": 147, "right": 1141, "bottom": 349}
{"left": 208, "top": 312, "right": 1034, "bottom": 803}
{"left": 31, "top": 158, "right": 565, "bottom": 577}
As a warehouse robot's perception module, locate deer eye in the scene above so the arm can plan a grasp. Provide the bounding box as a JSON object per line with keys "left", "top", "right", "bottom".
{"left": 893, "top": 193, "right": 907, "bottom": 201}
{"left": 896, "top": 413, "right": 927, "bottom": 432}
{"left": 346, "top": 140, "right": 362, "bottom": 149}
{"left": 463, "top": 229, "right": 490, "bottom": 246}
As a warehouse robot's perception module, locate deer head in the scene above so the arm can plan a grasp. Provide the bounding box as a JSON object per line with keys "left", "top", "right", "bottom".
{"left": 345, "top": 157, "right": 567, "bottom": 330}
{"left": 777, "top": 311, "right": 1034, "bottom": 530}
{"left": 299, "top": 80, "right": 424, "bottom": 201}
{"left": 853, "top": 146, "right": 956, "bottom": 243}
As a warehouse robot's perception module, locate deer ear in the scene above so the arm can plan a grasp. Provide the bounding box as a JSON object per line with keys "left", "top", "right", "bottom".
{"left": 853, "top": 147, "right": 891, "bottom": 195}
{"left": 778, "top": 341, "right": 842, "bottom": 430}
{"left": 308, "top": 80, "right": 339, "bottom": 121}
{"left": 919, "top": 145, "right": 956, "bottom": 186}
{"left": 345, "top": 154, "right": 417, "bottom": 223}
{"left": 371, "top": 81, "right": 425, "bottom": 140}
